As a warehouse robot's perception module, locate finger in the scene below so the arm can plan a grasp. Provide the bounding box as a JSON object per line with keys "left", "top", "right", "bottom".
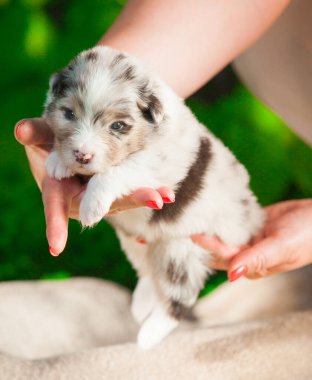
{"left": 156, "top": 187, "right": 175, "bottom": 203}
{"left": 191, "top": 234, "right": 240, "bottom": 259}
{"left": 206, "top": 258, "right": 231, "bottom": 271}
{"left": 108, "top": 187, "right": 165, "bottom": 214}
{"left": 42, "top": 177, "right": 81, "bottom": 256}
{"left": 228, "top": 237, "right": 283, "bottom": 281}
{"left": 24, "top": 146, "right": 49, "bottom": 190}
{"left": 15, "top": 118, "right": 54, "bottom": 148}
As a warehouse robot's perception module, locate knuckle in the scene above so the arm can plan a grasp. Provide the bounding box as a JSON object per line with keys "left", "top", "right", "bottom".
{"left": 251, "top": 253, "right": 269, "bottom": 277}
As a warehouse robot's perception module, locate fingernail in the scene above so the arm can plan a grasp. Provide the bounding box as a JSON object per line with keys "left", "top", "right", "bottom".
{"left": 162, "top": 196, "right": 174, "bottom": 203}
{"left": 228, "top": 266, "right": 247, "bottom": 282}
{"left": 145, "top": 200, "right": 161, "bottom": 209}
{"left": 49, "top": 246, "right": 59, "bottom": 257}
{"left": 14, "top": 120, "right": 26, "bottom": 140}
{"left": 136, "top": 238, "right": 147, "bottom": 244}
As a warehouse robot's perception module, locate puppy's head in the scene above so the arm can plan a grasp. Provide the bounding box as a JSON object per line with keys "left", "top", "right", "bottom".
{"left": 44, "top": 46, "right": 165, "bottom": 175}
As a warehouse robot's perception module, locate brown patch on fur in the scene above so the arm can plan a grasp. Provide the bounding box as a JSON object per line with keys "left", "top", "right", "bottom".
{"left": 51, "top": 70, "right": 70, "bottom": 97}
{"left": 241, "top": 198, "right": 249, "bottom": 206}
{"left": 167, "top": 260, "right": 188, "bottom": 285}
{"left": 110, "top": 53, "right": 126, "bottom": 68}
{"left": 169, "top": 300, "right": 188, "bottom": 320}
{"left": 93, "top": 108, "right": 134, "bottom": 127}
{"left": 99, "top": 108, "right": 136, "bottom": 137}
{"left": 75, "top": 97, "right": 85, "bottom": 114}
{"left": 109, "top": 111, "right": 133, "bottom": 123}
{"left": 240, "top": 198, "right": 251, "bottom": 221}
{"left": 68, "top": 57, "right": 78, "bottom": 71}
{"left": 116, "top": 122, "right": 133, "bottom": 135}
{"left": 77, "top": 80, "right": 86, "bottom": 93}
{"left": 117, "top": 65, "right": 135, "bottom": 81}
{"left": 85, "top": 51, "right": 98, "bottom": 61}
{"left": 109, "top": 121, "right": 133, "bottom": 140}
{"left": 55, "top": 129, "right": 72, "bottom": 143}
{"left": 138, "top": 82, "right": 148, "bottom": 98}
{"left": 138, "top": 94, "right": 162, "bottom": 124}
{"left": 93, "top": 110, "right": 104, "bottom": 124}
{"left": 45, "top": 102, "right": 56, "bottom": 115}
{"left": 105, "top": 117, "right": 147, "bottom": 166}
{"left": 137, "top": 83, "right": 163, "bottom": 124}
{"left": 150, "top": 137, "right": 212, "bottom": 223}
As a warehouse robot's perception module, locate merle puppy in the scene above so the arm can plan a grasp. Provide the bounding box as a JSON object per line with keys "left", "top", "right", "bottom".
{"left": 44, "top": 46, "right": 264, "bottom": 349}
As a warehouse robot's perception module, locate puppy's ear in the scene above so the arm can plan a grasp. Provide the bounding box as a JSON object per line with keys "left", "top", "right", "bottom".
{"left": 49, "top": 69, "right": 69, "bottom": 97}
{"left": 137, "top": 84, "right": 164, "bottom": 125}
{"left": 49, "top": 56, "right": 79, "bottom": 98}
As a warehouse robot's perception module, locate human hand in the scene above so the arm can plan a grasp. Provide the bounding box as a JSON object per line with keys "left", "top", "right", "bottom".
{"left": 192, "top": 199, "right": 312, "bottom": 280}
{"left": 14, "top": 118, "right": 174, "bottom": 256}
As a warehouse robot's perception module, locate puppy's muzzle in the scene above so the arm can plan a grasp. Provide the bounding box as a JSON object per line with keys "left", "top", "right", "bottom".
{"left": 74, "top": 150, "right": 93, "bottom": 165}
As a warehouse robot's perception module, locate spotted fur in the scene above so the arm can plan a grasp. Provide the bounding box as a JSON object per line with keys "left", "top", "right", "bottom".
{"left": 150, "top": 137, "right": 212, "bottom": 223}
{"left": 44, "top": 46, "right": 264, "bottom": 349}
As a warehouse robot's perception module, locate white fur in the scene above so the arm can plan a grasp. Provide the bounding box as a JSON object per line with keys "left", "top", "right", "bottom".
{"left": 44, "top": 46, "right": 264, "bottom": 349}
{"left": 137, "top": 304, "right": 179, "bottom": 350}
{"left": 131, "top": 276, "right": 157, "bottom": 324}
{"left": 45, "top": 151, "right": 74, "bottom": 180}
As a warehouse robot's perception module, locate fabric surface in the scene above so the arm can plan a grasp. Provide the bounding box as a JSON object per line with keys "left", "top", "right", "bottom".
{"left": 0, "top": 266, "right": 311, "bottom": 379}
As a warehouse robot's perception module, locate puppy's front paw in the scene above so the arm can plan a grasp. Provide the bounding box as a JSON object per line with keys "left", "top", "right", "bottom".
{"left": 46, "top": 151, "right": 73, "bottom": 180}
{"left": 79, "top": 189, "right": 112, "bottom": 228}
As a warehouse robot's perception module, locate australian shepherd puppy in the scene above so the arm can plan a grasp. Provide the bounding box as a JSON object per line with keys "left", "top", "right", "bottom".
{"left": 44, "top": 46, "right": 264, "bottom": 349}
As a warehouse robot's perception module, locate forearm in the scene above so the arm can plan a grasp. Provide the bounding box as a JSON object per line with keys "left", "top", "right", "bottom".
{"left": 99, "top": 0, "right": 290, "bottom": 98}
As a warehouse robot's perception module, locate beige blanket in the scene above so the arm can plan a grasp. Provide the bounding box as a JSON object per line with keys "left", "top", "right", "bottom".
{"left": 0, "top": 267, "right": 311, "bottom": 379}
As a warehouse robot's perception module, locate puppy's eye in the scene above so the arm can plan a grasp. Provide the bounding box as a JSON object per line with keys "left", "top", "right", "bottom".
{"left": 63, "top": 108, "right": 76, "bottom": 121}
{"left": 110, "top": 121, "right": 126, "bottom": 131}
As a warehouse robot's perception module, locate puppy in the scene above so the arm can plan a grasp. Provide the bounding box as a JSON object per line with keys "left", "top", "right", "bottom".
{"left": 44, "top": 46, "right": 264, "bottom": 349}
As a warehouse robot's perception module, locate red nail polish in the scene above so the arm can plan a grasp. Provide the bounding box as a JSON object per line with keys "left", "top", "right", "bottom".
{"left": 49, "top": 246, "right": 59, "bottom": 256}
{"left": 228, "top": 266, "right": 247, "bottom": 282}
{"left": 162, "top": 196, "right": 174, "bottom": 203}
{"left": 145, "top": 201, "right": 160, "bottom": 209}
{"left": 136, "top": 238, "right": 147, "bottom": 244}
{"left": 14, "top": 120, "right": 25, "bottom": 140}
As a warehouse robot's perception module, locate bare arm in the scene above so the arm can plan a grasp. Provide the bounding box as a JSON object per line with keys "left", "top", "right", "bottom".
{"left": 100, "top": 0, "right": 290, "bottom": 97}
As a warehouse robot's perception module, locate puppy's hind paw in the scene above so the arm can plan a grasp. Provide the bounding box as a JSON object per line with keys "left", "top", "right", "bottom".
{"left": 131, "top": 277, "right": 156, "bottom": 324}
{"left": 137, "top": 305, "right": 178, "bottom": 350}
{"left": 46, "top": 151, "right": 73, "bottom": 180}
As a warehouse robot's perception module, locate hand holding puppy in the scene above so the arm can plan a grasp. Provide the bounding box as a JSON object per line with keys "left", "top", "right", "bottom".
{"left": 15, "top": 119, "right": 312, "bottom": 282}
{"left": 192, "top": 199, "right": 312, "bottom": 280}
{"left": 14, "top": 118, "right": 174, "bottom": 255}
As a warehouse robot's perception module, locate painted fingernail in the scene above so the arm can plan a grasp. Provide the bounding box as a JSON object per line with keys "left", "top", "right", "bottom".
{"left": 49, "top": 246, "right": 59, "bottom": 257}
{"left": 162, "top": 197, "right": 173, "bottom": 203}
{"left": 136, "top": 238, "right": 147, "bottom": 244}
{"left": 14, "top": 120, "right": 26, "bottom": 140}
{"left": 162, "top": 195, "right": 175, "bottom": 203}
{"left": 228, "top": 266, "right": 247, "bottom": 282}
{"left": 145, "top": 201, "right": 161, "bottom": 209}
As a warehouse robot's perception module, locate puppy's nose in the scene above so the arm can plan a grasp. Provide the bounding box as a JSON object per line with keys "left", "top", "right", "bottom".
{"left": 74, "top": 150, "right": 93, "bottom": 165}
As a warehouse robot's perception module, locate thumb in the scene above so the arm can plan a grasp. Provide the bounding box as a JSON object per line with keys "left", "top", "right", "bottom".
{"left": 15, "top": 118, "right": 54, "bottom": 147}
{"left": 228, "top": 237, "right": 282, "bottom": 281}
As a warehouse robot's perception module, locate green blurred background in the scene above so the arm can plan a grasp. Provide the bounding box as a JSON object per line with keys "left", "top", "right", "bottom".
{"left": 0, "top": 0, "right": 311, "bottom": 291}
